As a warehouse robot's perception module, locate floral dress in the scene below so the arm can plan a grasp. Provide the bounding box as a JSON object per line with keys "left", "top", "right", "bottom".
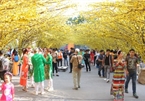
{"left": 0, "top": 82, "right": 14, "bottom": 101}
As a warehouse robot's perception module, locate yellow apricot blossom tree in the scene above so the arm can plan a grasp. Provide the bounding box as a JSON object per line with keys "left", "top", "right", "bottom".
{"left": 0, "top": 0, "right": 37, "bottom": 49}
{"left": 0, "top": 0, "right": 145, "bottom": 60}
{"left": 75, "top": 0, "right": 145, "bottom": 59}
{"left": 0, "top": 0, "right": 74, "bottom": 50}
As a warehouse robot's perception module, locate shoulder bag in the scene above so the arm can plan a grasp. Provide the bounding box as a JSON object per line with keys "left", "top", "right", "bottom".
{"left": 77, "top": 55, "right": 84, "bottom": 69}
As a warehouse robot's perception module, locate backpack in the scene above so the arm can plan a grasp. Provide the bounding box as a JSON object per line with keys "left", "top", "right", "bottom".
{"left": 14, "top": 55, "right": 19, "bottom": 62}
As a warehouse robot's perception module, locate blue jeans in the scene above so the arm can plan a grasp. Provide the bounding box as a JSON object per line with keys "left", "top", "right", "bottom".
{"left": 98, "top": 65, "right": 104, "bottom": 77}
{"left": 96, "top": 64, "right": 99, "bottom": 68}
{"left": 64, "top": 58, "right": 68, "bottom": 66}
{"left": 125, "top": 72, "right": 137, "bottom": 94}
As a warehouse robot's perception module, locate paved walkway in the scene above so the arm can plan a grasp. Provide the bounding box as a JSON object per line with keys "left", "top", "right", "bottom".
{"left": 2, "top": 65, "right": 145, "bottom": 101}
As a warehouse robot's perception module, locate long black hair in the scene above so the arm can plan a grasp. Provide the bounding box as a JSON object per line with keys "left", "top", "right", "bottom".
{"left": 117, "top": 50, "right": 122, "bottom": 55}
{"left": 23, "top": 48, "right": 28, "bottom": 55}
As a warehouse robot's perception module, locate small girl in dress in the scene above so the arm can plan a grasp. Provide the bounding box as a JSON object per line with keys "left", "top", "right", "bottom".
{"left": 0, "top": 72, "right": 14, "bottom": 101}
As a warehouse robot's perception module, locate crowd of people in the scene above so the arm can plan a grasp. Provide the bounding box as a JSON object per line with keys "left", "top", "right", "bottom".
{"left": 0, "top": 47, "right": 144, "bottom": 101}
{"left": 64, "top": 48, "right": 142, "bottom": 100}
{"left": 93, "top": 49, "right": 142, "bottom": 101}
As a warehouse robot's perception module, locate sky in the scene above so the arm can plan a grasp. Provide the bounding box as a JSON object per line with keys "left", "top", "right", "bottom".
{"left": 63, "top": 0, "right": 119, "bottom": 16}
{"left": 73, "top": 0, "right": 120, "bottom": 11}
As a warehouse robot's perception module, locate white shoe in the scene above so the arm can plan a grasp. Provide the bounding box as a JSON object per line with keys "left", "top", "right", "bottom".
{"left": 48, "top": 88, "right": 54, "bottom": 92}
{"left": 112, "top": 95, "right": 115, "bottom": 99}
{"left": 106, "top": 79, "right": 110, "bottom": 83}
{"left": 33, "top": 91, "right": 38, "bottom": 95}
{"left": 45, "top": 87, "right": 49, "bottom": 91}
{"left": 104, "top": 78, "right": 107, "bottom": 80}
{"left": 31, "top": 84, "right": 35, "bottom": 88}
{"left": 41, "top": 92, "right": 45, "bottom": 95}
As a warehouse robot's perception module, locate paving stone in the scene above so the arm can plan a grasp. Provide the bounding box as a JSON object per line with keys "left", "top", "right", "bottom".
{"left": 1, "top": 66, "right": 144, "bottom": 101}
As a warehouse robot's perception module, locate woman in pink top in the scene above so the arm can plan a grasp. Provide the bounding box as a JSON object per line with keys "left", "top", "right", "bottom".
{"left": 0, "top": 72, "right": 14, "bottom": 101}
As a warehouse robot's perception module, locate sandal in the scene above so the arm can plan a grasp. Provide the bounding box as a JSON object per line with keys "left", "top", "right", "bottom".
{"left": 22, "top": 89, "right": 27, "bottom": 92}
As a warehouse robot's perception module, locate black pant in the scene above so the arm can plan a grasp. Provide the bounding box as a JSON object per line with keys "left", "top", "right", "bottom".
{"left": 53, "top": 62, "right": 58, "bottom": 73}
{"left": 98, "top": 65, "right": 104, "bottom": 77}
{"left": 18, "top": 64, "right": 21, "bottom": 75}
{"left": 85, "top": 61, "right": 91, "bottom": 71}
{"left": 57, "top": 59, "right": 62, "bottom": 67}
{"left": 69, "top": 63, "right": 72, "bottom": 73}
{"left": 94, "top": 56, "right": 96, "bottom": 66}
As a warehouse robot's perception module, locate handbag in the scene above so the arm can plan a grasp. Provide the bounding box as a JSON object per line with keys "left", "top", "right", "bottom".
{"left": 77, "top": 55, "right": 84, "bottom": 69}
{"left": 96, "top": 59, "right": 100, "bottom": 65}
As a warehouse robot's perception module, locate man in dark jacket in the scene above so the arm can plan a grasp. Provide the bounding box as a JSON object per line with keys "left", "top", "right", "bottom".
{"left": 63, "top": 50, "right": 68, "bottom": 66}
{"left": 98, "top": 50, "right": 104, "bottom": 77}
{"left": 83, "top": 49, "right": 91, "bottom": 72}
{"left": 103, "top": 49, "right": 113, "bottom": 83}
{"left": 69, "top": 48, "right": 75, "bottom": 73}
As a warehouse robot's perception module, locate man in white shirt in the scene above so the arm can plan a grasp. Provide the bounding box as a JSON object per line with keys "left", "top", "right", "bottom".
{"left": 95, "top": 51, "right": 100, "bottom": 68}
{"left": 3, "top": 54, "right": 10, "bottom": 71}
{"left": 28, "top": 47, "right": 35, "bottom": 87}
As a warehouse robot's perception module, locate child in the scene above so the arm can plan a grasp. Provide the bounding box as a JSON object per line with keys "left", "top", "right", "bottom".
{"left": 0, "top": 72, "right": 14, "bottom": 101}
